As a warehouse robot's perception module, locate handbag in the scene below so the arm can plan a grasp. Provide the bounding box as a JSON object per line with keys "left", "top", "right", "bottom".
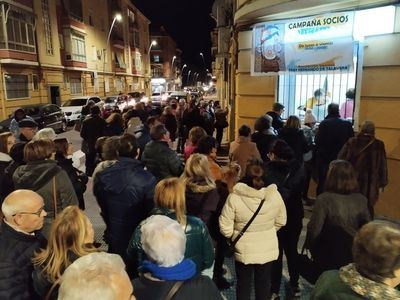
{"left": 225, "top": 199, "right": 265, "bottom": 258}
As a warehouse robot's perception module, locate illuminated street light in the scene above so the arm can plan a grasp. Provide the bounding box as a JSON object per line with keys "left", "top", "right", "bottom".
{"left": 148, "top": 40, "right": 157, "bottom": 53}
{"left": 103, "top": 13, "right": 122, "bottom": 96}
{"left": 181, "top": 64, "right": 187, "bottom": 74}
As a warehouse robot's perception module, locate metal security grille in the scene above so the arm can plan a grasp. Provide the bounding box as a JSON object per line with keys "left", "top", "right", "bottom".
{"left": 277, "top": 52, "right": 358, "bottom": 123}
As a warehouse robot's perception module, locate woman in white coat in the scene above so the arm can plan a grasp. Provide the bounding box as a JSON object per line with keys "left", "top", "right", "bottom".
{"left": 219, "top": 160, "right": 286, "bottom": 300}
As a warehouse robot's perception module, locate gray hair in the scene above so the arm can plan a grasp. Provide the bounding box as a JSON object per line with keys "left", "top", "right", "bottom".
{"left": 58, "top": 252, "right": 128, "bottom": 300}
{"left": 32, "top": 128, "right": 57, "bottom": 141}
{"left": 140, "top": 215, "right": 186, "bottom": 267}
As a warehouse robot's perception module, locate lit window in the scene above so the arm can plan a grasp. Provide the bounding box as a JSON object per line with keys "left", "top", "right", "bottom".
{"left": 354, "top": 6, "right": 395, "bottom": 40}
{"left": 71, "top": 33, "right": 86, "bottom": 62}
{"left": 5, "top": 74, "right": 29, "bottom": 99}
{"left": 41, "top": 0, "right": 53, "bottom": 55}
{"left": 70, "top": 77, "right": 82, "bottom": 95}
{"left": 153, "top": 55, "right": 160, "bottom": 63}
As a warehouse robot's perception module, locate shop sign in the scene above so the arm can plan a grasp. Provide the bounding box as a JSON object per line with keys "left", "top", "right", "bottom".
{"left": 252, "top": 11, "right": 355, "bottom": 75}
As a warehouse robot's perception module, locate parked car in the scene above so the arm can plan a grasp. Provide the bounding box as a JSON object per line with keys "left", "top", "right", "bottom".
{"left": 61, "top": 96, "right": 102, "bottom": 123}
{"left": 0, "top": 104, "right": 67, "bottom": 133}
{"left": 168, "top": 91, "right": 188, "bottom": 103}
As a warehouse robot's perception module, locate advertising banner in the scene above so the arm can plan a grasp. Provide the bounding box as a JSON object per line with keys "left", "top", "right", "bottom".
{"left": 252, "top": 11, "right": 355, "bottom": 75}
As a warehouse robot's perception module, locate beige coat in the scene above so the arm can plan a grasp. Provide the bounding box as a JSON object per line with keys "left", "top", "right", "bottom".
{"left": 219, "top": 182, "right": 286, "bottom": 264}
{"left": 229, "top": 137, "right": 261, "bottom": 177}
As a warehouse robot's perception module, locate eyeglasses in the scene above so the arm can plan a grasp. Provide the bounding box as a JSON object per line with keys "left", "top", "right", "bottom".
{"left": 12, "top": 206, "right": 45, "bottom": 217}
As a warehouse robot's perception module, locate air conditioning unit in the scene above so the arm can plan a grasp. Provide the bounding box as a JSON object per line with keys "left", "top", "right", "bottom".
{"left": 65, "top": 54, "right": 72, "bottom": 60}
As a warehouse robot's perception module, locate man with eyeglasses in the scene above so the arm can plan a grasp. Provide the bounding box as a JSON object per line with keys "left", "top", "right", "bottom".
{"left": 0, "top": 189, "right": 47, "bottom": 299}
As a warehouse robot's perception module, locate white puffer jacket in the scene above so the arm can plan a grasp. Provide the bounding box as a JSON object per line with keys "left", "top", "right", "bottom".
{"left": 219, "top": 182, "right": 286, "bottom": 264}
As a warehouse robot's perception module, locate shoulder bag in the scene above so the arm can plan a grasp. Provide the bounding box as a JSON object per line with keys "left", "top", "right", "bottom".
{"left": 165, "top": 280, "right": 184, "bottom": 300}
{"left": 225, "top": 199, "right": 265, "bottom": 258}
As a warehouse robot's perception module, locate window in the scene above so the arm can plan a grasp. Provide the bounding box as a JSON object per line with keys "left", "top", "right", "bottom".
{"left": 41, "top": 0, "right": 53, "bottom": 55}
{"left": 353, "top": 6, "right": 395, "bottom": 40}
{"left": 71, "top": 33, "right": 86, "bottom": 62}
{"left": 115, "top": 51, "right": 126, "bottom": 68}
{"left": 70, "top": 77, "right": 82, "bottom": 95}
{"left": 32, "top": 74, "right": 39, "bottom": 90}
{"left": 6, "top": 10, "right": 36, "bottom": 53}
{"left": 88, "top": 10, "right": 94, "bottom": 26}
{"left": 59, "top": 34, "right": 64, "bottom": 49}
{"left": 69, "top": 0, "right": 83, "bottom": 22}
{"left": 5, "top": 74, "right": 29, "bottom": 99}
{"left": 133, "top": 31, "right": 140, "bottom": 48}
{"left": 153, "top": 55, "right": 160, "bottom": 63}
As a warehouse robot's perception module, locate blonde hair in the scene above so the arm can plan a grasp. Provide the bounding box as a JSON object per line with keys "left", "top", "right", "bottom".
{"left": 182, "top": 153, "right": 216, "bottom": 189}
{"left": 188, "top": 126, "right": 206, "bottom": 145}
{"left": 33, "top": 206, "right": 97, "bottom": 282}
{"left": 155, "top": 178, "right": 186, "bottom": 225}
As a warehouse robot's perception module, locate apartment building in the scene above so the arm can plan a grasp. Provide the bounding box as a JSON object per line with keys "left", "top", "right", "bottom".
{"left": 0, "top": 0, "right": 151, "bottom": 120}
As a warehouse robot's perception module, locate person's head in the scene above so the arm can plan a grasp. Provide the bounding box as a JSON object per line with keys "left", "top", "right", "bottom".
{"left": 304, "top": 109, "right": 317, "bottom": 126}
{"left": 353, "top": 221, "right": 400, "bottom": 287}
{"left": 154, "top": 178, "right": 186, "bottom": 225}
{"left": 1, "top": 189, "right": 47, "bottom": 233}
{"left": 18, "top": 118, "right": 38, "bottom": 140}
{"left": 254, "top": 115, "right": 272, "bottom": 132}
{"left": 54, "top": 138, "right": 73, "bottom": 158}
{"left": 9, "top": 142, "right": 26, "bottom": 163}
{"left": 182, "top": 153, "right": 215, "bottom": 188}
{"left": 268, "top": 139, "right": 294, "bottom": 161}
{"left": 327, "top": 103, "right": 340, "bottom": 116}
{"left": 90, "top": 105, "right": 101, "bottom": 116}
{"left": 178, "top": 98, "right": 186, "bottom": 107}
{"left": 359, "top": 120, "right": 375, "bottom": 137}
{"left": 314, "top": 88, "right": 326, "bottom": 99}
{"left": 101, "top": 136, "right": 120, "bottom": 161}
{"left": 32, "top": 128, "right": 57, "bottom": 141}
{"left": 95, "top": 136, "right": 108, "bottom": 157}
{"left": 24, "top": 139, "right": 55, "bottom": 162}
{"left": 146, "top": 116, "right": 161, "bottom": 129}
{"left": 272, "top": 103, "right": 285, "bottom": 115}
{"left": 324, "top": 160, "right": 359, "bottom": 194}
{"left": 221, "top": 162, "right": 241, "bottom": 189}
{"left": 135, "top": 102, "right": 144, "bottom": 111}
{"left": 238, "top": 124, "right": 251, "bottom": 138}
{"left": 163, "top": 106, "right": 172, "bottom": 115}
{"left": 285, "top": 115, "right": 301, "bottom": 129}
{"left": 196, "top": 136, "right": 217, "bottom": 159}
{"left": 0, "top": 132, "right": 15, "bottom": 154}
{"left": 106, "top": 112, "right": 123, "bottom": 128}
{"left": 150, "top": 124, "right": 169, "bottom": 142}
{"left": 58, "top": 252, "right": 134, "bottom": 300}
{"left": 188, "top": 126, "right": 207, "bottom": 146}
{"left": 346, "top": 88, "right": 355, "bottom": 100}
{"left": 242, "top": 159, "right": 265, "bottom": 190}
{"left": 118, "top": 134, "right": 138, "bottom": 159}
{"left": 140, "top": 215, "right": 186, "bottom": 267}
{"left": 13, "top": 108, "right": 26, "bottom": 121}
{"left": 86, "top": 100, "right": 95, "bottom": 108}
{"left": 33, "top": 206, "right": 96, "bottom": 282}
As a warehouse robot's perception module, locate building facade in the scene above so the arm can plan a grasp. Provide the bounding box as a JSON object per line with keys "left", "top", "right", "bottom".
{"left": 0, "top": 0, "right": 151, "bottom": 120}
{"left": 228, "top": 0, "right": 400, "bottom": 219}
{"left": 150, "top": 26, "right": 181, "bottom": 93}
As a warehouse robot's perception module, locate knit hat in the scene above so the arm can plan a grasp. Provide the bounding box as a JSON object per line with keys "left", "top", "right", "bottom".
{"left": 304, "top": 109, "right": 317, "bottom": 124}
{"left": 18, "top": 118, "right": 38, "bottom": 128}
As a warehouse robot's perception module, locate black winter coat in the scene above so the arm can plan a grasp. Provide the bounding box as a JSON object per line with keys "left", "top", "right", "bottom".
{"left": 126, "top": 207, "right": 215, "bottom": 277}
{"left": 0, "top": 153, "right": 11, "bottom": 203}
{"left": 141, "top": 141, "right": 184, "bottom": 181}
{"left": 80, "top": 114, "right": 106, "bottom": 153}
{"left": 133, "top": 274, "right": 222, "bottom": 300}
{"left": 278, "top": 127, "right": 309, "bottom": 163}
{"left": 315, "top": 115, "right": 354, "bottom": 163}
{"left": 266, "top": 111, "right": 284, "bottom": 130}
{"left": 93, "top": 157, "right": 156, "bottom": 259}
{"left": 251, "top": 131, "right": 278, "bottom": 162}
{"left": 0, "top": 222, "right": 44, "bottom": 300}
{"left": 264, "top": 159, "right": 305, "bottom": 223}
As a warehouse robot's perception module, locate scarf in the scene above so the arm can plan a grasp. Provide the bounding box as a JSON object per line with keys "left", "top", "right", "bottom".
{"left": 141, "top": 259, "right": 196, "bottom": 281}
{"left": 340, "top": 264, "right": 400, "bottom": 300}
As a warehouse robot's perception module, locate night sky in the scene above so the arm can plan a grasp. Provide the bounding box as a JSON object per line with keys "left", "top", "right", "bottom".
{"left": 132, "top": 0, "right": 215, "bottom": 77}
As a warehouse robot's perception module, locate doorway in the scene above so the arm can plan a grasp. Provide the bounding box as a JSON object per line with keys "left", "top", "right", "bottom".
{"left": 49, "top": 86, "right": 61, "bottom": 106}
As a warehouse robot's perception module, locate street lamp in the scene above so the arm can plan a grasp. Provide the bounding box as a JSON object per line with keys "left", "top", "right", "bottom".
{"left": 103, "top": 13, "right": 122, "bottom": 96}
{"left": 181, "top": 64, "right": 187, "bottom": 74}
{"left": 187, "top": 70, "right": 191, "bottom": 86}
{"left": 171, "top": 55, "right": 177, "bottom": 74}
{"left": 148, "top": 40, "right": 157, "bottom": 53}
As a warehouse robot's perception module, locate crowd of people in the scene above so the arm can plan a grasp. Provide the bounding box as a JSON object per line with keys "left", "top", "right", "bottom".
{"left": 0, "top": 94, "right": 398, "bottom": 300}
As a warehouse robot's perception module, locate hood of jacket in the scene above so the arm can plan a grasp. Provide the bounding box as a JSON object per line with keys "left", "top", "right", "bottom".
{"left": 0, "top": 152, "right": 12, "bottom": 162}
{"left": 185, "top": 178, "right": 216, "bottom": 193}
{"left": 13, "top": 160, "right": 61, "bottom": 190}
{"left": 96, "top": 157, "right": 147, "bottom": 193}
{"left": 233, "top": 182, "right": 277, "bottom": 209}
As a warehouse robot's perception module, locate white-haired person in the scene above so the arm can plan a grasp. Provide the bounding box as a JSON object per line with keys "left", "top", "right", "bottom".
{"left": 133, "top": 215, "right": 222, "bottom": 300}
{"left": 0, "top": 190, "right": 47, "bottom": 299}
{"left": 312, "top": 220, "right": 400, "bottom": 299}
{"left": 32, "top": 127, "right": 57, "bottom": 141}
{"left": 58, "top": 252, "right": 135, "bottom": 300}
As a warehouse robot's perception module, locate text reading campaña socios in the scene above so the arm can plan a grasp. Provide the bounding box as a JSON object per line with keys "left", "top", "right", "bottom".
{"left": 288, "top": 15, "right": 349, "bottom": 30}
